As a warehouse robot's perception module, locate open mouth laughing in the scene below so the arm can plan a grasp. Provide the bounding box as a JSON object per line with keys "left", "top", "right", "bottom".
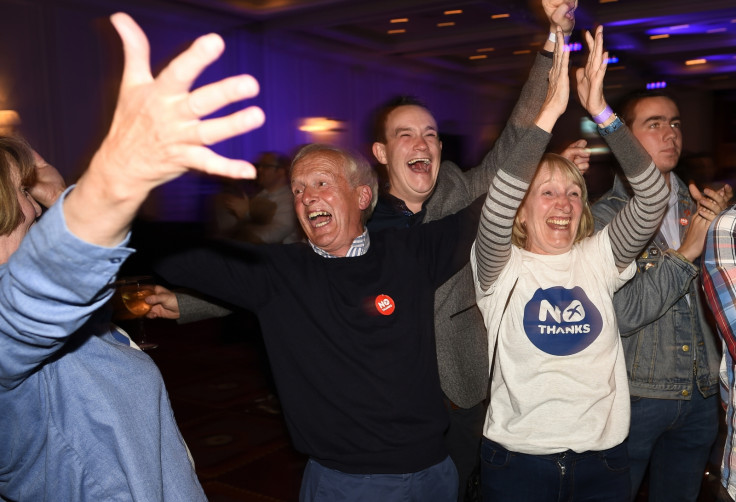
{"left": 547, "top": 217, "right": 571, "bottom": 229}
{"left": 407, "top": 158, "right": 430, "bottom": 173}
{"left": 308, "top": 211, "right": 332, "bottom": 228}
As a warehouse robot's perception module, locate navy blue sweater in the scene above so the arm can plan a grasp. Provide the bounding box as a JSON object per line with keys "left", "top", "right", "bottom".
{"left": 155, "top": 198, "right": 482, "bottom": 474}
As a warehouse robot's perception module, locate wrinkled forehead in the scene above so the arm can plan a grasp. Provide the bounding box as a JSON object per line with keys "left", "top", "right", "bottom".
{"left": 291, "top": 150, "right": 347, "bottom": 183}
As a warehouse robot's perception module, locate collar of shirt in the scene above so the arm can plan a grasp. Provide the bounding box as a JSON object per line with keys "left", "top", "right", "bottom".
{"left": 660, "top": 175, "right": 682, "bottom": 250}
{"left": 309, "top": 229, "right": 370, "bottom": 258}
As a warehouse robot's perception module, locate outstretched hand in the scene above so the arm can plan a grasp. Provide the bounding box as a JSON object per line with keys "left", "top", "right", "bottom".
{"left": 575, "top": 26, "right": 609, "bottom": 120}
{"left": 64, "top": 13, "right": 265, "bottom": 247}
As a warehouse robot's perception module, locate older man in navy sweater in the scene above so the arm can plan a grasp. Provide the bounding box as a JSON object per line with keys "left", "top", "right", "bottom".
{"left": 154, "top": 136, "right": 549, "bottom": 500}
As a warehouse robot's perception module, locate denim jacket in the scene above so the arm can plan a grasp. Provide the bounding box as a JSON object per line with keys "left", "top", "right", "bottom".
{"left": 592, "top": 173, "right": 720, "bottom": 399}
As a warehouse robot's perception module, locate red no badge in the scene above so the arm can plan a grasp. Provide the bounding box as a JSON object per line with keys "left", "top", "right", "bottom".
{"left": 375, "top": 294, "right": 395, "bottom": 316}
{"left": 680, "top": 217, "right": 689, "bottom": 226}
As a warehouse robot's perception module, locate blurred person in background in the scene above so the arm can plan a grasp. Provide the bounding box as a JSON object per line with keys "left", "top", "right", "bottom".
{"left": 213, "top": 151, "right": 302, "bottom": 244}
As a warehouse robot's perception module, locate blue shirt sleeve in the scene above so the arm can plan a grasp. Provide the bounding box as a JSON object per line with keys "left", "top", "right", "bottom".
{"left": 0, "top": 186, "right": 134, "bottom": 388}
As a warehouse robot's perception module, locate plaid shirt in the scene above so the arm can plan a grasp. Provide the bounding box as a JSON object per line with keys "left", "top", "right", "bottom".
{"left": 702, "top": 204, "right": 736, "bottom": 499}
{"left": 703, "top": 206, "right": 736, "bottom": 361}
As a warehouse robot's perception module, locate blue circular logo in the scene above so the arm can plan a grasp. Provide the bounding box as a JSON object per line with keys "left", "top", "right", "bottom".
{"left": 523, "top": 286, "right": 603, "bottom": 356}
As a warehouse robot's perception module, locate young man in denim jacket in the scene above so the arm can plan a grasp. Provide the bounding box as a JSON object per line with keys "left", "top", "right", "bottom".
{"left": 592, "top": 90, "right": 731, "bottom": 502}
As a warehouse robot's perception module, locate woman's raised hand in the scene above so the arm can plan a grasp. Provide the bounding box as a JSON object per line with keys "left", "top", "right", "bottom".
{"left": 575, "top": 26, "right": 609, "bottom": 119}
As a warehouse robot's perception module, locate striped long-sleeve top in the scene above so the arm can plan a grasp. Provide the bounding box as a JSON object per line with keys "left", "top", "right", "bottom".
{"left": 474, "top": 119, "right": 669, "bottom": 292}
{"left": 469, "top": 118, "right": 670, "bottom": 455}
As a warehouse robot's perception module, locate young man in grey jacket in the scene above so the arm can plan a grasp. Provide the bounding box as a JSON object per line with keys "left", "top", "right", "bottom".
{"left": 367, "top": 2, "right": 586, "bottom": 498}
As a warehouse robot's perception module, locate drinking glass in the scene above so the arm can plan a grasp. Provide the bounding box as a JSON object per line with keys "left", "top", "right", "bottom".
{"left": 114, "top": 276, "right": 158, "bottom": 350}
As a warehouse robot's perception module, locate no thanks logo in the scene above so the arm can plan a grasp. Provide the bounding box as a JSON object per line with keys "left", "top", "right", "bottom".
{"left": 523, "top": 286, "right": 603, "bottom": 356}
{"left": 374, "top": 294, "right": 395, "bottom": 316}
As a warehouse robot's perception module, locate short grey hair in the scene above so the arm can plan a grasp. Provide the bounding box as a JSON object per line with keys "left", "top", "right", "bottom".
{"left": 292, "top": 143, "right": 378, "bottom": 223}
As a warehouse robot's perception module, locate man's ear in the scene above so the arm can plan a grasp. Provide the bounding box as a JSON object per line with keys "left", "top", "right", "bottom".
{"left": 372, "top": 142, "right": 387, "bottom": 165}
{"left": 358, "top": 185, "right": 373, "bottom": 211}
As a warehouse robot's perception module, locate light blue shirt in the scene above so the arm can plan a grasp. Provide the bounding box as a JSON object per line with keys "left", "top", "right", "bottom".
{"left": 660, "top": 175, "right": 682, "bottom": 251}
{"left": 0, "top": 188, "right": 206, "bottom": 501}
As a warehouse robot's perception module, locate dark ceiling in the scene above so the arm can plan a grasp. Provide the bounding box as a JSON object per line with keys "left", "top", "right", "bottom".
{"left": 175, "top": 0, "right": 736, "bottom": 93}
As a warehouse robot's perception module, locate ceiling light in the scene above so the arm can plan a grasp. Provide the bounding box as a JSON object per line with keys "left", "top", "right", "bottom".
{"left": 390, "top": 18, "right": 408, "bottom": 24}
{"left": 513, "top": 50, "right": 531, "bottom": 55}
{"left": 388, "top": 29, "right": 406, "bottom": 34}
{"left": 444, "top": 10, "right": 462, "bottom": 15}
{"left": 650, "top": 34, "right": 670, "bottom": 40}
{"left": 437, "top": 22, "right": 455, "bottom": 27}
{"left": 669, "top": 24, "right": 689, "bottom": 30}
{"left": 0, "top": 110, "right": 21, "bottom": 127}
{"left": 492, "top": 14, "right": 510, "bottom": 19}
{"left": 477, "top": 47, "right": 495, "bottom": 53}
{"left": 707, "top": 28, "right": 726, "bottom": 33}
{"left": 469, "top": 55, "right": 488, "bottom": 60}
{"left": 685, "top": 58, "right": 707, "bottom": 65}
{"left": 599, "top": 0, "right": 618, "bottom": 3}
{"left": 298, "top": 118, "right": 345, "bottom": 133}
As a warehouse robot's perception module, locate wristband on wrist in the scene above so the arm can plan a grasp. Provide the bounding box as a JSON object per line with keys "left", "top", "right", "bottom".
{"left": 598, "top": 115, "right": 623, "bottom": 136}
{"left": 548, "top": 32, "right": 571, "bottom": 44}
{"left": 592, "top": 105, "right": 614, "bottom": 125}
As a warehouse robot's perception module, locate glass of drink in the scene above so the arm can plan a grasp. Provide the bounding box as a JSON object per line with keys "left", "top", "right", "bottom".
{"left": 114, "top": 276, "right": 158, "bottom": 350}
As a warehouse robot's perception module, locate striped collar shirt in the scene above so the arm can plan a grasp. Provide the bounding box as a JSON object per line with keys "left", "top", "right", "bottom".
{"left": 309, "top": 229, "right": 370, "bottom": 258}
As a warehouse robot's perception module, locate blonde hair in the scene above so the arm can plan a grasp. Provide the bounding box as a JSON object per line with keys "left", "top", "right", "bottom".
{"left": 511, "top": 153, "right": 594, "bottom": 249}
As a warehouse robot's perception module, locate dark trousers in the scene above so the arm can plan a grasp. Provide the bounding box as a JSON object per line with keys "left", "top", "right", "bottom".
{"left": 299, "top": 456, "right": 458, "bottom": 502}
{"left": 481, "top": 438, "right": 630, "bottom": 502}
{"left": 444, "top": 398, "right": 486, "bottom": 501}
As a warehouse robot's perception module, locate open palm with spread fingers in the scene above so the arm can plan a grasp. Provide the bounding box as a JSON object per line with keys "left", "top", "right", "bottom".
{"left": 64, "top": 13, "right": 266, "bottom": 247}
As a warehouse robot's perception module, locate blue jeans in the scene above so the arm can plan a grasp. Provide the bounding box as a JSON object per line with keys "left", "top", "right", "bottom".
{"left": 299, "top": 456, "right": 458, "bottom": 502}
{"left": 481, "top": 438, "right": 630, "bottom": 502}
{"left": 627, "top": 390, "right": 719, "bottom": 502}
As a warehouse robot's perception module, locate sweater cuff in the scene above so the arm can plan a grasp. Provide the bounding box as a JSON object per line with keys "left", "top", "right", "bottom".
{"left": 509, "top": 126, "right": 553, "bottom": 183}
{"left": 601, "top": 122, "right": 652, "bottom": 179}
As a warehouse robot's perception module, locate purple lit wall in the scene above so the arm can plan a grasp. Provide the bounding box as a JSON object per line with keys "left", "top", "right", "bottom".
{"left": 0, "top": 0, "right": 726, "bottom": 222}
{"left": 1, "top": 0, "right": 512, "bottom": 222}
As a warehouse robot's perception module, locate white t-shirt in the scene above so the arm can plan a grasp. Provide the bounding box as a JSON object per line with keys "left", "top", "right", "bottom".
{"left": 472, "top": 228, "right": 635, "bottom": 455}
